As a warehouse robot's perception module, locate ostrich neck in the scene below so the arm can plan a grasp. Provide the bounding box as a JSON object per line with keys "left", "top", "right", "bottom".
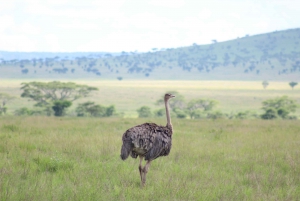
{"left": 165, "top": 99, "right": 172, "bottom": 129}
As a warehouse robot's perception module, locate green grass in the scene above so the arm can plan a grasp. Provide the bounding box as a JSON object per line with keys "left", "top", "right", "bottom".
{"left": 1, "top": 116, "right": 300, "bottom": 200}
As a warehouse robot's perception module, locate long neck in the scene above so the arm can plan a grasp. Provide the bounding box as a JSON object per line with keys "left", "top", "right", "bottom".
{"left": 165, "top": 99, "right": 172, "bottom": 128}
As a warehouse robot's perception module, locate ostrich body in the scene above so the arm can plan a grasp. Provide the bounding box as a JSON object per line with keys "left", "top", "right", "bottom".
{"left": 120, "top": 93, "right": 175, "bottom": 186}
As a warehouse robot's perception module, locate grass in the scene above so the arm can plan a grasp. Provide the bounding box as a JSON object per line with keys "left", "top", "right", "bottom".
{"left": 1, "top": 116, "right": 300, "bottom": 200}
{"left": 1, "top": 80, "right": 300, "bottom": 117}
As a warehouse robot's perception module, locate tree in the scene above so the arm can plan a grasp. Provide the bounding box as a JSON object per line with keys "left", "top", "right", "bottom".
{"left": 21, "top": 81, "right": 98, "bottom": 115}
{"left": 186, "top": 98, "right": 218, "bottom": 119}
{"left": 0, "top": 93, "right": 15, "bottom": 115}
{"left": 262, "top": 80, "right": 269, "bottom": 89}
{"left": 52, "top": 100, "right": 72, "bottom": 116}
{"left": 261, "top": 96, "right": 298, "bottom": 119}
{"left": 21, "top": 81, "right": 98, "bottom": 107}
{"left": 289, "top": 81, "right": 298, "bottom": 90}
{"left": 137, "top": 106, "right": 152, "bottom": 118}
{"left": 75, "top": 102, "right": 115, "bottom": 117}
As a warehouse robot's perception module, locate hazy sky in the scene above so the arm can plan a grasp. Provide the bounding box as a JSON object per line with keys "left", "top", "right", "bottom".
{"left": 1, "top": 0, "right": 299, "bottom": 52}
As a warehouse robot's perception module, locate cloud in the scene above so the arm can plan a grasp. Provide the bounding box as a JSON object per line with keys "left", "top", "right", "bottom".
{"left": 0, "top": 15, "right": 40, "bottom": 51}
{"left": 58, "top": 21, "right": 99, "bottom": 30}
{"left": 24, "top": 0, "right": 125, "bottom": 19}
{"left": 75, "top": 30, "right": 180, "bottom": 52}
{"left": 0, "top": 34, "right": 37, "bottom": 52}
{"left": 44, "top": 34, "right": 61, "bottom": 52}
{"left": 148, "top": 0, "right": 185, "bottom": 8}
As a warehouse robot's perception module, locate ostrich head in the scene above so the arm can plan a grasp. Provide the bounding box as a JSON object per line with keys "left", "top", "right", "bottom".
{"left": 164, "top": 93, "right": 175, "bottom": 101}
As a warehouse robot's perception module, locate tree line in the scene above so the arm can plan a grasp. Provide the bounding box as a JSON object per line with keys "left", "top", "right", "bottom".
{"left": 0, "top": 81, "right": 299, "bottom": 119}
{"left": 136, "top": 91, "right": 299, "bottom": 120}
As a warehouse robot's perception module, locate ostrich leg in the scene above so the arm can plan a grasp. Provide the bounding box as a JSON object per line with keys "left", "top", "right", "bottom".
{"left": 138, "top": 156, "right": 143, "bottom": 182}
{"left": 141, "top": 160, "right": 152, "bottom": 187}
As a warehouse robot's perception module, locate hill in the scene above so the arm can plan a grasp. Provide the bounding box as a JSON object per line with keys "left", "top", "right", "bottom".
{"left": 0, "top": 28, "right": 300, "bottom": 81}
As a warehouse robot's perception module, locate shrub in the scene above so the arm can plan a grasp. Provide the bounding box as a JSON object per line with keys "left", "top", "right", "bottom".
{"left": 137, "top": 106, "right": 152, "bottom": 118}
{"left": 261, "top": 96, "right": 298, "bottom": 119}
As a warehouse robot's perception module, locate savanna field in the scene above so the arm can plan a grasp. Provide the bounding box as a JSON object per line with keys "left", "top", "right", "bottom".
{"left": 1, "top": 80, "right": 300, "bottom": 200}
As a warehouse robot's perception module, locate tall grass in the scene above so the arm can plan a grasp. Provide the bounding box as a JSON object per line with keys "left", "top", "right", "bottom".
{"left": 0, "top": 116, "right": 299, "bottom": 200}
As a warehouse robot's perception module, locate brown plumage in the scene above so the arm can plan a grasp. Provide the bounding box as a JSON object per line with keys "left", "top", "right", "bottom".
{"left": 120, "top": 93, "right": 175, "bottom": 187}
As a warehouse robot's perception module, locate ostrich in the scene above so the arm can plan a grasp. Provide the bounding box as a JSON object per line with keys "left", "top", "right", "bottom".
{"left": 120, "top": 93, "right": 175, "bottom": 187}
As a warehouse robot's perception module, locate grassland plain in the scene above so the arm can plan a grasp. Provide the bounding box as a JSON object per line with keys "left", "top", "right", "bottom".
{"left": 1, "top": 80, "right": 300, "bottom": 117}
{"left": 0, "top": 116, "right": 300, "bottom": 200}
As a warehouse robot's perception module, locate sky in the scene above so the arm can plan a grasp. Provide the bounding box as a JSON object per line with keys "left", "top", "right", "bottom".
{"left": 0, "top": 0, "right": 300, "bottom": 53}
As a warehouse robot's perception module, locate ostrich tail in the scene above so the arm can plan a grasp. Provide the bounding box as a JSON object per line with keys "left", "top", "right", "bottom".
{"left": 120, "top": 141, "right": 131, "bottom": 160}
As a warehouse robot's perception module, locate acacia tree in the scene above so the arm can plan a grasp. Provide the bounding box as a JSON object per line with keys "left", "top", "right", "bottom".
{"left": 289, "top": 81, "right": 298, "bottom": 90}
{"left": 20, "top": 81, "right": 98, "bottom": 116}
{"left": 262, "top": 80, "right": 269, "bottom": 89}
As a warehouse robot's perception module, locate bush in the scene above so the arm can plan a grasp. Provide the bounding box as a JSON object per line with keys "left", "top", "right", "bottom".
{"left": 207, "top": 111, "right": 224, "bottom": 119}
{"left": 137, "top": 106, "right": 152, "bottom": 118}
{"left": 173, "top": 108, "right": 187, "bottom": 119}
{"left": 14, "top": 107, "right": 33, "bottom": 116}
{"left": 76, "top": 102, "right": 116, "bottom": 117}
{"left": 234, "top": 110, "right": 258, "bottom": 119}
{"left": 261, "top": 108, "right": 278, "bottom": 119}
{"left": 261, "top": 96, "right": 298, "bottom": 119}
{"left": 154, "top": 108, "right": 165, "bottom": 117}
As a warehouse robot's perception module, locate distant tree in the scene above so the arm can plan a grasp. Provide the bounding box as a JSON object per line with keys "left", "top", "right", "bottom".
{"left": 137, "top": 106, "right": 152, "bottom": 118}
{"left": 262, "top": 80, "right": 269, "bottom": 89}
{"left": 117, "top": 77, "right": 123, "bottom": 81}
{"left": 186, "top": 98, "right": 218, "bottom": 119}
{"left": 21, "top": 69, "right": 29, "bottom": 74}
{"left": 21, "top": 81, "right": 98, "bottom": 116}
{"left": 76, "top": 101, "right": 115, "bottom": 117}
{"left": 21, "top": 81, "right": 98, "bottom": 107}
{"left": 289, "top": 81, "right": 298, "bottom": 90}
{"left": 261, "top": 96, "right": 298, "bottom": 119}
